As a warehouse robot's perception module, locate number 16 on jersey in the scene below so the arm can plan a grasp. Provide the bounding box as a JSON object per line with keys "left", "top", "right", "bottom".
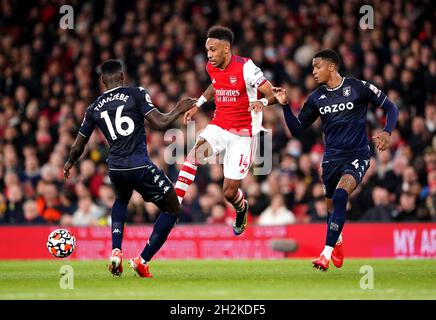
{"left": 101, "top": 105, "right": 135, "bottom": 140}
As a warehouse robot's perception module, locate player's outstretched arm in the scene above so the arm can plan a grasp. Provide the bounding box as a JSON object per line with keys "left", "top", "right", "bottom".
{"left": 183, "top": 84, "right": 215, "bottom": 124}
{"left": 64, "top": 134, "right": 89, "bottom": 181}
{"left": 273, "top": 87, "right": 306, "bottom": 137}
{"left": 146, "top": 97, "right": 197, "bottom": 129}
{"left": 372, "top": 98, "right": 399, "bottom": 152}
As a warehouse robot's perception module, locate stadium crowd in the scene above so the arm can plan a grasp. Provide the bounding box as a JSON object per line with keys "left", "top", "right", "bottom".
{"left": 0, "top": 0, "right": 435, "bottom": 226}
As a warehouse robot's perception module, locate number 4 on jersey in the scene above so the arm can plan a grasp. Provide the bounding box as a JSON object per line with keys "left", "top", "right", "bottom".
{"left": 101, "top": 105, "right": 135, "bottom": 140}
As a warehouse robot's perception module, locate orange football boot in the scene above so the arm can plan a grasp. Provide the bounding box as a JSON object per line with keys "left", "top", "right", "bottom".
{"left": 312, "top": 254, "right": 330, "bottom": 271}
{"left": 331, "top": 241, "right": 344, "bottom": 268}
{"left": 129, "top": 256, "right": 153, "bottom": 278}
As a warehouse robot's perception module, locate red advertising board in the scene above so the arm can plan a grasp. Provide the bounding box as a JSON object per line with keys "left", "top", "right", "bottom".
{"left": 0, "top": 223, "right": 435, "bottom": 260}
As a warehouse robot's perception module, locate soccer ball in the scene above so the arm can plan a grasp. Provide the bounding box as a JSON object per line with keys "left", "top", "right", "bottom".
{"left": 47, "top": 229, "right": 76, "bottom": 258}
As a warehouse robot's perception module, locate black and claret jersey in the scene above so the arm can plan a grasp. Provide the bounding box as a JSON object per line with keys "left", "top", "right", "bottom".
{"left": 79, "top": 86, "right": 156, "bottom": 169}
{"left": 297, "top": 77, "right": 387, "bottom": 160}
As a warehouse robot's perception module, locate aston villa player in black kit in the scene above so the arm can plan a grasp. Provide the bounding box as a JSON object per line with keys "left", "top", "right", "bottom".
{"left": 273, "top": 50, "right": 399, "bottom": 271}
{"left": 63, "top": 60, "right": 196, "bottom": 277}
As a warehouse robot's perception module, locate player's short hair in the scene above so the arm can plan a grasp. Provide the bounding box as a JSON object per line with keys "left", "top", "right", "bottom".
{"left": 314, "top": 49, "right": 341, "bottom": 67}
{"left": 100, "top": 59, "right": 123, "bottom": 75}
{"left": 207, "top": 26, "right": 234, "bottom": 45}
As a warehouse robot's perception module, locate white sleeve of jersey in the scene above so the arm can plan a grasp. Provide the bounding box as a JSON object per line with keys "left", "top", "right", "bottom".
{"left": 243, "top": 59, "right": 266, "bottom": 88}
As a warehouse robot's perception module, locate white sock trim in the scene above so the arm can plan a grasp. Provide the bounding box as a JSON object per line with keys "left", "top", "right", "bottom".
{"left": 175, "top": 180, "right": 189, "bottom": 190}
{"left": 337, "top": 233, "right": 343, "bottom": 245}
{"left": 321, "top": 246, "right": 334, "bottom": 260}
{"left": 184, "top": 161, "right": 198, "bottom": 170}
{"left": 179, "top": 170, "right": 196, "bottom": 181}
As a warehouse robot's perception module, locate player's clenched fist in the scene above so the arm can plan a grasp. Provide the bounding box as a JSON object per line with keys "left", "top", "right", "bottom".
{"left": 272, "top": 87, "right": 288, "bottom": 105}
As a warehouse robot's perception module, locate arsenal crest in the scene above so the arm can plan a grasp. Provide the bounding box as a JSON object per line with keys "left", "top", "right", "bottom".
{"left": 229, "top": 75, "right": 237, "bottom": 85}
{"left": 343, "top": 86, "right": 351, "bottom": 97}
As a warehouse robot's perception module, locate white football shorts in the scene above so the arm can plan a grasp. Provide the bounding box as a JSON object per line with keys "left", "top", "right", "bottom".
{"left": 199, "top": 124, "right": 258, "bottom": 180}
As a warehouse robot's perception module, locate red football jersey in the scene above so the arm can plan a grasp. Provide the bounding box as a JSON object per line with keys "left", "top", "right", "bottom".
{"left": 207, "top": 55, "right": 267, "bottom": 136}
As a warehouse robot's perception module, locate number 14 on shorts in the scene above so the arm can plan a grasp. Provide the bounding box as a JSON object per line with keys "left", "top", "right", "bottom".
{"left": 239, "top": 154, "right": 249, "bottom": 173}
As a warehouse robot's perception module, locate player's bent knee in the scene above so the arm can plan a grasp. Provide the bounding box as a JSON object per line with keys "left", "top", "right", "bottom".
{"left": 155, "top": 192, "right": 181, "bottom": 217}
{"left": 163, "top": 200, "right": 181, "bottom": 218}
{"left": 338, "top": 174, "right": 358, "bottom": 192}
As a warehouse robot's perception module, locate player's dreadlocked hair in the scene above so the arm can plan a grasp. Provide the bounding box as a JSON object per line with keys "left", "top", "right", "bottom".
{"left": 314, "top": 49, "right": 341, "bottom": 68}
{"left": 207, "top": 26, "right": 234, "bottom": 45}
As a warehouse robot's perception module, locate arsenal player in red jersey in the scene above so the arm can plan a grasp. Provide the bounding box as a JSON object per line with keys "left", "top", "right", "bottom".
{"left": 175, "top": 26, "right": 277, "bottom": 235}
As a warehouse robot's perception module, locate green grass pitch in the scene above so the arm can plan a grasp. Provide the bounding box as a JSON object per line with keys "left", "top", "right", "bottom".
{"left": 1, "top": 259, "right": 436, "bottom": 299}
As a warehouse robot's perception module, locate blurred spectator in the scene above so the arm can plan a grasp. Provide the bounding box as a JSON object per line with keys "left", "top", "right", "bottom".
{"left": 0, "top": 194, "right": 7, "bottom": 224}
{"left": 80, "top": 159, "right": 104, "bottom": 199}
{"left": 361, "top": 187, "right": 396, "bottom": 221}
{"left": 143, "top": 202, "right": 160, "bottom": 223}
{"left": 375, "top": 149, "right": 392, "bottom": 181}
{"left": 21, "top": 154, "right": 41, "bottom": 188}
{"left": 258, "top": 194, "right": 296, "bottom": 226}
{"left": 180, "top": 183, "right": 204, "bottom": 223}
{"left": 426, "top": 170, "right": 436, "bottom": 220}
{"left": 97, "top": 183, "right": 115, "bottom": 225}
{"left": 424, "top": 103, "right": 436, "bottom": 133}
{"left": 206, "top": 202, "right": 233, "bottom": 225}
{"left": 393, "top": 192, "right": 418, "bottom": 221}
{"left": 22, "top": 200, "right": 47, "bottom": 225}
{"left": 35, "top": 182, "right": 63, "bottom": 223}
{"left": 307, "top": 196, "right": 328, "bottom": 222}
{"left": 408, "top": 117, "right": 432, "bottom": 157}
{"left": 382, "top": 154, "right": 409, "bottom": 194}
{"left": 127, "top": 191, "right": 146, "bottom": 224}
{"left": 297, "top": 153, "right": 319, "bottom": 187}
{"left": 401, "top": 166, "right": 421, "bottom": 196}
{"left": 5, "top": 183, "right": 25, "bottom": 224}
{"left": 72, "top": 195, "right": 105, "bottom": 226}
{"left": 246, "top": 181, "right": 269, "bottom": 218}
